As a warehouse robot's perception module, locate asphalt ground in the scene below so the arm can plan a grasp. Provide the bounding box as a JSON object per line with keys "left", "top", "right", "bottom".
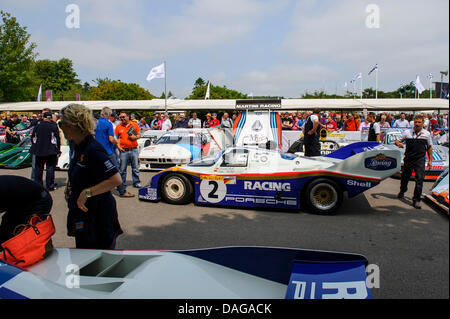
{"left": 0, "top": 166, "right": 448, "bottom": 299}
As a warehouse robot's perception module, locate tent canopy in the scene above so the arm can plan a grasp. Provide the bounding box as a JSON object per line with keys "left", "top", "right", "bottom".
{"left": 0, "top": 98, "right": 448, "bottom": 112}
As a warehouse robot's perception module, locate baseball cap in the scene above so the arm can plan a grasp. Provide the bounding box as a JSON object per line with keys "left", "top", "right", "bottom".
{"left": 43, "top": 112, "right": 52, "bottom": 119}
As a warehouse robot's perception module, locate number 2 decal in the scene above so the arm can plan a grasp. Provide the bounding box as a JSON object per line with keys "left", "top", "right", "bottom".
{"left": 208, "top": 181, "right": 219, "bottom": 199}
{"left": 200, "top": 179, "right": 227, "bottom": 203}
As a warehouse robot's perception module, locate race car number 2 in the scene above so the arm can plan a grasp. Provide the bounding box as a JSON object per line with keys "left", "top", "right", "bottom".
{"left": 200, "top": 179, "right": 227, "bottom": 203}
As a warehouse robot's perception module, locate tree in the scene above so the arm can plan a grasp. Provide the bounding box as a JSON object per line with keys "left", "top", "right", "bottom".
{"left": 193, "top": 77, "right": 206, "bottom": 89}
{"left": 187, "top": 80, "right": 248, "bottom": 100}
{"left": 34, "top": 58, "right": 79, "bottom": 100}
{"left": 160, "top": 91, "right": 174, "bottom": 99}
{"left": 90, "top": 78, "right": 156, "bottom": 100}
{"left": 0, "top": 11, "right": 38, "bottom": 101}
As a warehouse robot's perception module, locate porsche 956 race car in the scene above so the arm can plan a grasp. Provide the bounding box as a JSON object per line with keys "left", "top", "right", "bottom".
{"left": 139, "top": 142, "right": 401, "bottom": 214}
{"left": 139, "top": 128, "right": 227, "bottom": 171}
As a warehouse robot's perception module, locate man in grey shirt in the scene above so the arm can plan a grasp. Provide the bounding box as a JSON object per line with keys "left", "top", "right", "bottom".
{"left": 220, "top": 113, "right": 233, "bottom": 129}
{"left": 395, "top": 114, "right": 433, "bottom": 209}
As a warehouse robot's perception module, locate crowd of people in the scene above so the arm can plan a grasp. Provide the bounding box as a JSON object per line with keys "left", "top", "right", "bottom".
{"left": 279, "top": 111, "right": 449, "bottom": 133}
{"left": 124, "top": 111, "right": 237, "bottom": 132}
{"left": 3, "top": 110, "right": 448, "bottom": 139}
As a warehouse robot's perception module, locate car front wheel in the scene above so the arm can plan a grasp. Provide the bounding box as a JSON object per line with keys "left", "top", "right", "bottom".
{"left": 160, "top": 173, "right": 193, "bottom": 205}
{"left": 304, "top": 178, "right": 343, "bottom": 214}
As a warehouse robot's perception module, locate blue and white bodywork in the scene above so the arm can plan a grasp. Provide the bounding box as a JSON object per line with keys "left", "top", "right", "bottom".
{"left": 0, "top": 246, "right": 372, "bottom": 299}
{"left": 139, "top": 142, "right": 401, "bottom": 214}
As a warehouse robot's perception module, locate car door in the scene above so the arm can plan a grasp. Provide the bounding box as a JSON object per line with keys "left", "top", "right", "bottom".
{"left": 198, "top": 149, "right": 249, "bottom": 206}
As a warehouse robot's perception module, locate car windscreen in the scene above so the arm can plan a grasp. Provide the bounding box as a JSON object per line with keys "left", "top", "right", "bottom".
{"left": 155, "top": 135, "right": 200, "bottom": 145}
{"left": 188, "top": 150, "right": 224, "bottom": 167}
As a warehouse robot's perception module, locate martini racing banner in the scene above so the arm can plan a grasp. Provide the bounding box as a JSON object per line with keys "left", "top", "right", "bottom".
{"left": 235, "top": 99, "right": 282, "bottom": 110}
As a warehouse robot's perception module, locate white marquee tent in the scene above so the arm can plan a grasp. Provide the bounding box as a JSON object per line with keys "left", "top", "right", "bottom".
{"left": 0, "top": 98, "right": 448, "bottom": 113}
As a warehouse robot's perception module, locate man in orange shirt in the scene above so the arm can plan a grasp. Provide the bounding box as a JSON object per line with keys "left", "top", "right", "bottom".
{"left": 115, "top": 111, "right": 141, "bottom": 198}
{"left": 344, "top": 113, "right": 358, "bottom": 131}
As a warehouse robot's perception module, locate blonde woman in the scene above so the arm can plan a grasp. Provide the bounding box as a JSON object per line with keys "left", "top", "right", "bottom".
{"left": 59, "top": 104, "right": 123, "bottom": 249}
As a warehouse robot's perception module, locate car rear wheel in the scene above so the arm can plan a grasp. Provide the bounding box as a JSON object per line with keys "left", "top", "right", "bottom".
{"left": 304, "top": 178, "right": 343, "bottom": 215}
{"left": 160, "top": 173, "right": 193, "bottom": 205}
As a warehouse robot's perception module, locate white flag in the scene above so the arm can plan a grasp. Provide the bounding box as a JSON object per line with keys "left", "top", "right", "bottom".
{"left": 37, "top": 84, "right": 42, "bottom": 102}
{"left": 205, "top": 81, "right": 210, "bottom": 100}
{"left": 414, "top": 75, "right": 425, "bottom": 94}
{"left": 353, "top": 72, "right": 362, "bottom": 81}
{"left": 342, "top": 82, "right": 348, "bottom": 89}
{"left": 146, "top": 62, "right": 165, "bottom": 81}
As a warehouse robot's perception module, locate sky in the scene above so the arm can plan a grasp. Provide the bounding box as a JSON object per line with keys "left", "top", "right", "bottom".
{"left": 2, "top": 0, "right": 449, "bottom": 99}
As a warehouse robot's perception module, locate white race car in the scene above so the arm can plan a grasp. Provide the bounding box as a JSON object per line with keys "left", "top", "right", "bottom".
{"left": 139, "top": 128, "right": 228, "bottom": 171}
{"left": 56, "top": 145, "right": 71, "bottom": 170}
{"left": 139, "top": 142, "right": 401, "bottom": 214}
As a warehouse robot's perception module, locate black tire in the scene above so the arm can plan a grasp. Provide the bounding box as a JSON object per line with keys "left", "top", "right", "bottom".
{"left": 304, "top": 178, "right": 343, "bottom": 215}
{"left": 160, "top": 173, "right": 194, "bottom": 205}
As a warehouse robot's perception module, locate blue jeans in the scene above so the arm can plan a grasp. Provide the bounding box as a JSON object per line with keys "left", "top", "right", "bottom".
{"left": 118, "top": 149, "right": 140, "bottom": 194}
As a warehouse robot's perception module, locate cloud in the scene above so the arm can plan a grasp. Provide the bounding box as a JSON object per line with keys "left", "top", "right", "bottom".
{"left": 230, "top": 64, "right": 339, "bottom": 97}
{"left": 281, "top": 0, "right": 449, "bottom": 89}
{"left": 36, "top": 0, "right": 289, "bottom": 70}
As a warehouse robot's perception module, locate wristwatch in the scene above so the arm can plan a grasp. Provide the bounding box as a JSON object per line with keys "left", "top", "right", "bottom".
{"left": 85, "top": 188, "right": 92, "bottom": 198}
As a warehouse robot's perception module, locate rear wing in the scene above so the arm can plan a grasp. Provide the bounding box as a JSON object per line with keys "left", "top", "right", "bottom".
{"left": 328, "top": 145, "right": 401, "bottom": 181}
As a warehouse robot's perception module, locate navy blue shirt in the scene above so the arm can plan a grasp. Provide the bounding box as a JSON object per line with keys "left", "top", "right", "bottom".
{"left": 67, "top": 135, "right": 122, "bottom": 249}
{"left": 94, "top": 117, "right": 115, "bottom": 155}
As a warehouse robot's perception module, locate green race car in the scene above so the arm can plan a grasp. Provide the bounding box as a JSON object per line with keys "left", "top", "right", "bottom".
{"left": 0, "top": 137, "right": 33, "bottom": 169}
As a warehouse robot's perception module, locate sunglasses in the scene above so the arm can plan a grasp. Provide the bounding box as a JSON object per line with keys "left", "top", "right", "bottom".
{"left": 119, "top": 116, "right": 127, "bottom": 119}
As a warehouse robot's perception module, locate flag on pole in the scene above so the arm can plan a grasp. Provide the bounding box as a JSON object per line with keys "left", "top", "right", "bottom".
{"left": 146, "top": 62, "right": 165, "bottom": 81}
{"left": 45, "top": 90, "right": 52, "bottom": 101}
{"left": 368, "top": 64, "right": 378, "bottom": 76}
{"left": 350, "top": 73, "right": 362, "bottom": 83}
{"left": 427, "top": 73, "right": 433, "bottom": 80}
{"left": 76, "top": 93, "right": 81, "bottom": 101}
{"left": 342, "top": 82, "right": 348, "bottom": 89}
{"left": 414, "top": 75, "right": 425, "bottom": 94}
{"left": 37, "top": 84, "right": 42, "bottom": 101}
{"left": 205, "top": 81, "right": 210, "bottom": 100}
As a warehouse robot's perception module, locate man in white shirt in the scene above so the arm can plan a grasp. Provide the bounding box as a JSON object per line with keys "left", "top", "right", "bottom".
{"left": 188, "top": 113, "right": 202, "bottom": 129}
{"left": 393, "top": 113, "right": 411, "bottom": 129}
{"left": 161, "top": 113, "right": 172, "bottom": 131}
{"left": 395, "top": 114, "right": 433, "bottom": 209}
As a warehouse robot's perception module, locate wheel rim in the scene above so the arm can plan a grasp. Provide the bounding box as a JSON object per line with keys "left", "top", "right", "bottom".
{"left": 309, "top": 183, "right": 338, "bottom": 211}
{"left": 164, "top": 177, "right": 185, "bottom": 200}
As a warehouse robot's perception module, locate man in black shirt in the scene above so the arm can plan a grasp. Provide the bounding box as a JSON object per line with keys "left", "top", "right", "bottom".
{"left": 304, "top": 108, "right": 321, "bottom": 156}
{"left": 4, "top": 114, "right": 21, "bottom": 144}
{"left": 31, "top": 112, "right": 61, "bottom": 191}
{"left": 282, "top": 113, "right": 293, "bottom": 130}
{"left": 0, "top": 176, "right": 53, "bottom": 244}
